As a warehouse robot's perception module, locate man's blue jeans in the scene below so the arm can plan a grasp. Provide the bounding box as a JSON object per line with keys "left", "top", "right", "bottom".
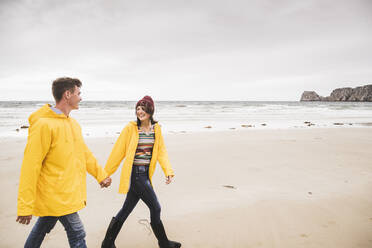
{"left": 24, "top": 212, "right": 87, "bottom": 248}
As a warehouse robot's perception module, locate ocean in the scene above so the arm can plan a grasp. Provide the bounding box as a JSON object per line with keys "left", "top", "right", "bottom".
{"left": 1, "top": 101, "right": 372, "bottom": 137}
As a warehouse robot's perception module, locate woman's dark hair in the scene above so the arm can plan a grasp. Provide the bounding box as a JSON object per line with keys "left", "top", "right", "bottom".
{"left": 136, "top": 101, "right": 157, "bottom": 126}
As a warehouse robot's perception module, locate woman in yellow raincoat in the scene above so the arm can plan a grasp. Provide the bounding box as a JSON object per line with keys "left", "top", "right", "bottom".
{"left": 101, "top": 96, "right": 181, "bottom": 248}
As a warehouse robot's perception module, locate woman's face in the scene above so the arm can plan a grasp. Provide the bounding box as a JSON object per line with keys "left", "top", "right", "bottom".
{"left": 136, "top": 105, "right": 151, "bottom": 122}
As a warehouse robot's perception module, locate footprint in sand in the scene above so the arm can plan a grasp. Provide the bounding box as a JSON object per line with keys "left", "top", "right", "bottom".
{"left": 0, "top": 156, "right": 15, "bottom": 161}
{"left": 138, "top": 219, "right": 152, "bottom": 235}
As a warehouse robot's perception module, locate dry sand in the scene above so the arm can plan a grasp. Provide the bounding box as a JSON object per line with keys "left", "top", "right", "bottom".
{"left": 1, "top": 128, "right": 372, "bottom": 247}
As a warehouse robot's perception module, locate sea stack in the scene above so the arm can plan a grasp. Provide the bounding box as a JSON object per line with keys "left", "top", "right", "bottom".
{"left": 300, "top": 84, "right": 372, "bottom": 102}
{"left": 300, "top": 91, "right": 321, "bottom": 101}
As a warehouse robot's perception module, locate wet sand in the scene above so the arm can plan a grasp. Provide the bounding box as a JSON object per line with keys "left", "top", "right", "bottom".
{"left": 1, "top": 128, "right": 372, "bottom": 247}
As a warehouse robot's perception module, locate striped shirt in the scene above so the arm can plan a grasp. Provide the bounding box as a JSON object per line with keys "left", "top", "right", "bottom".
{"left": 133, "top": 125, "right": 155, "bottom": 166}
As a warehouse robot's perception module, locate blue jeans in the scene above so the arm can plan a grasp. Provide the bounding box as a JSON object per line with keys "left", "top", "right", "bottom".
{"left": 24, "top": 212, "right": 87, "bottom": 248}
{"left": 116, "top": 165, "right": 162, "bottom": 225}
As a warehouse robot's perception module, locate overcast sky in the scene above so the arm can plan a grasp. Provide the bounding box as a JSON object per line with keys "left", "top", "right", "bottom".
{"left": 0, "top": 0, "right": 371, "bottom": 101}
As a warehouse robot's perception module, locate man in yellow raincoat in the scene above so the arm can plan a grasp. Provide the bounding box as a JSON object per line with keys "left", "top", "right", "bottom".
{"left": 16, "top": 77, "right": 112, "bottom": 248}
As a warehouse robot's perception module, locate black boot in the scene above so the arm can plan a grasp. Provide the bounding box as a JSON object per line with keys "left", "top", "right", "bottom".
{"left": 101, "top": 217, "right": 124, "bottom": 248}
{"left": 150, "top": 221, "right": 181, "bottom": 248}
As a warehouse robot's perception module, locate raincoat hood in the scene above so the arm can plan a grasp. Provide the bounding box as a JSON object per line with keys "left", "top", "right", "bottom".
{"left": 28, "top": 104, "right": 66, "bottom": 126}
{"left": 129, "top": 121, "right": 138, "bottom": 126}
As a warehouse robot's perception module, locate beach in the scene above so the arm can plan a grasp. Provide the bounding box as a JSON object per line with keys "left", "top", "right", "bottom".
{"left": 1, "top": 128, "right": 372, "bottom": 247}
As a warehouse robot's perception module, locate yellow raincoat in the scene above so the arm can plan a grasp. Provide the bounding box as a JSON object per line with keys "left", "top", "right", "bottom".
{"left": 105, "top": 121, "right": 174, "bottom": 194}
{"left": 17, "top": 104, "right": 107, "bottom": 217}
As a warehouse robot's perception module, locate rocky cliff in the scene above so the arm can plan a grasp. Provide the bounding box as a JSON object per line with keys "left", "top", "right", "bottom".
{"left": 300, "top": 84, "right": 372, "bottom": 101}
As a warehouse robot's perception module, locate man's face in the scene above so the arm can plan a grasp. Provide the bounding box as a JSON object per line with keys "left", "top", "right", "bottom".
{"left": 68, "top": 86, "right": 82, "bottom": 110}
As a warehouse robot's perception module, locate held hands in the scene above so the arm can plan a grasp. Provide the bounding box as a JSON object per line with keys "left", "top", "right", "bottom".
{"left": 16, "top": 215, "right": 32, "bottom": 225}
{"left": 100, "top": 177, "right": 112, "bottom": 188}
{"left": 166, "top": 175, "right": 174, "bottom": 185}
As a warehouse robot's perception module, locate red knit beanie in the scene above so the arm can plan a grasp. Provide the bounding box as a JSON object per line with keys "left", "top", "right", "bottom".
{"left": 136, "top": 95, "right": 155, "bottom": 114}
